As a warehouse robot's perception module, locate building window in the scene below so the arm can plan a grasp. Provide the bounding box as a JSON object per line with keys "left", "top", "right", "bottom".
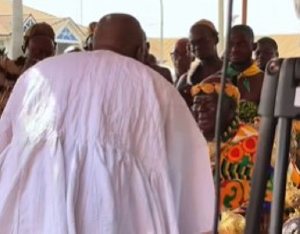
{"left": 23, "top": 17, "right": 36, "bottom": 32}
{"left": 56, "top": 28, "right": 78, "bottom": 43}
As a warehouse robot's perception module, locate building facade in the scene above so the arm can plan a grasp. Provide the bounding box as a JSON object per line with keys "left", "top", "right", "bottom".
{"left": 0, "top": 0, "right": 87, "bottom": 56}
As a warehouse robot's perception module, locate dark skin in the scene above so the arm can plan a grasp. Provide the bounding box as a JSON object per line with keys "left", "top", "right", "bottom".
{"left": 255, "top": 42, "right": 278, "bottom": 71}
{"left": 237, "top": 74, "right": 263, "bottom": 104}
{"left": 147, "top": 54, "right": 157, "bottom": 66}
{"left": 171, "top": 38, "right": 193, "bottom": 83}
{"left": 177, "top": 24, "right": 222, "bottom": 108}
{"left": 192, "top": 76, "right": 236, "bottom": 141}
{"left": 93, "top": 14, "right": 145, "bottom": 62}
{"left": 193, "top": 94, "right": 233, "bottom": 141}
{"left": 229, "top": 30, "right": 264, "bottom": 104}
{"left": 22, "top": 36, "right": 56, "bottom": 72}
{"left": 189, "top": 25, "right": 222, "bottom": 80}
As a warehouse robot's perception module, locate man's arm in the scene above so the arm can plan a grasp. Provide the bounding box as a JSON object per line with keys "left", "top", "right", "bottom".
{"left": 251, "top": 72, "right": 264, "bottom": 105}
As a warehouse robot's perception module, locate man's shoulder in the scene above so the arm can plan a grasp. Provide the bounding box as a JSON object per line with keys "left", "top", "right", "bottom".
{"left": 149, "top": 64, "right": 173, "bottom": 83}
{"left": 37, "top": 50, "right": 147, "bottom": 73}
{"left": 244, "top": 61, "right": 264, "bottom": 80}
{"left": 247, "top": 71, "right": 264, "bottom": 79}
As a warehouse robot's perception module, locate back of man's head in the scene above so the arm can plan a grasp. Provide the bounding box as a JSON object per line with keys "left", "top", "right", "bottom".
{"left": 93, "top": 13, "right": 145, "bottom": 62}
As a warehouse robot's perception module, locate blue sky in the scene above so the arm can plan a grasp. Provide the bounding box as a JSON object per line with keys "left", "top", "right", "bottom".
{"left": 23, "top": 0, "right": 300, "bottom": 37}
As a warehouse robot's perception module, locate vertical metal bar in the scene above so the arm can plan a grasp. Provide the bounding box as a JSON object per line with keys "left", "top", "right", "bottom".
{"left": 270, "top": 118, "right": 292, "bottom": 233}
{"left": 218, "top": 0, "right": 224, "bottom": 54}
{"left": 242, "top": 0, "right": 248, "bottom": 24}
{"left": 159, "top": 0, "right": 164, "bottom": 64}
{"left": 245, "top": 117, "right": 277, "bottom": 233}
{"left": 213, "top": 0, "right": 234, "bottom": 233}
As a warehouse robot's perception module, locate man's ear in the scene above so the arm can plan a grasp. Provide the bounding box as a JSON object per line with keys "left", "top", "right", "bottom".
{"left": 135, "top": 45, "right": 145, "bottom": 63}
{"left": 215, "top": 36, "right": 219, "bottom": 45}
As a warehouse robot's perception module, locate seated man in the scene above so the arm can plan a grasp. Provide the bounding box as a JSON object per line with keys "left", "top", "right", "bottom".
{"left": 191, "top": 76, "right": 273, "bottom": 233}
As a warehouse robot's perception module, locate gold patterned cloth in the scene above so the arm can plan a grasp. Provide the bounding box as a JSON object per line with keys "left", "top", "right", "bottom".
{"left": 209, "top": 123, "right": 273, "bottom": 211}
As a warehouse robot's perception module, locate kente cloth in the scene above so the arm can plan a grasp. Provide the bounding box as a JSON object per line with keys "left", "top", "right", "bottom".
{"left": 210, "top": 123, "right": 273, "bottom": 211}
{"left": 0, "top": 50, "right": 215, "bottom": 234}
{"left": 237, "top": 101, "right": 259, "bottom": 124}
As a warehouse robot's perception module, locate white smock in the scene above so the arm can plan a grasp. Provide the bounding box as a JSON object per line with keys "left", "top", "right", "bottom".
{"left": 0, "top": 50, "right": 214, "bottom": 234}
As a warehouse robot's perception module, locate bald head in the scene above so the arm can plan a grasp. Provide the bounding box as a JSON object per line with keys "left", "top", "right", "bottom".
{"left": 93, "top": 14, "right": 145, "bottom": 61}
{"left": 174, "top": 38, "right": 189, "bottom": 51}
{"left": 171, "top": 38, "right": 192, "bottom": 79}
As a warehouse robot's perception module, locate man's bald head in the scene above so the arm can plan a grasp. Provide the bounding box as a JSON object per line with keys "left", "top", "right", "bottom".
{"left": 174, "top": 38, "right": 189, "bottom": 48}
{"left": 171, "top": 38, "right": 193, "bottom": 79}
{"left": 93, "top": 14, "right": 145, "bottom": 61}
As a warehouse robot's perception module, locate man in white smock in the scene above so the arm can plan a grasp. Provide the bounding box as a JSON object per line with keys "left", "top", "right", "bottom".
{"left": 0, "top": 14, "right": 214, "bottom": 234}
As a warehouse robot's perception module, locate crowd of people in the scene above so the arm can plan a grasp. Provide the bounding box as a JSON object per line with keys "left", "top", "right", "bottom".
{"left": 0, "top": 12, "right": 299, "bottom": 233}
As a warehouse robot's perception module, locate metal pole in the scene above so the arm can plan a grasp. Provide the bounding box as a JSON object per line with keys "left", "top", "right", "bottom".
{"left": 270, "top": 118, "right": 292, "bottom": 234}
{"left": 245, "top": 117, "right": 277, "bottom": 233}
{"left": 245, "top": 58, "right": 282, "bottom": 234}
{"left": 159, "top": 0, "right": 164, "bottom": 64}
{"left": 213, "top": 0, "right": 234, "bottom": 233}
{"left": 242, "top": 0, "right": 248, "bottom": 24}
{"left": 10, "top": 0, "right": 24, "bottom": 59}
{"left": 218, "top": 0, "right": 224, "bottom": 54}
{"left": 80, "top": 0, "right": 83, "bottom": 24}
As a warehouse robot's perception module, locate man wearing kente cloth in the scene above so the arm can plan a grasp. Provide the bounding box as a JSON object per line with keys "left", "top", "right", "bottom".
{"left": 227, "top": 24, "right": 264, "bottom": 124}
{"left": 191, "top": 75, "right": 273, "bottom": 233}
